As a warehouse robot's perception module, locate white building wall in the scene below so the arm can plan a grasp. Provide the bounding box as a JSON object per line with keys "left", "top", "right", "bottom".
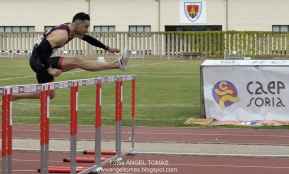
{"left": 0, "top": 0, "right": 87, "bottom": 31}
{"left": 91, "top": 0, "right": 159, "bottom": 31}
{"left": 0, "top": 0, "right": 288, "bottom": 32}
{"left": 229, "top": 0, "right": 289, "bottom": 31}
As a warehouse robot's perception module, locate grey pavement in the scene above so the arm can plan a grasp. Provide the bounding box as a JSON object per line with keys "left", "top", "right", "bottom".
{"left": 13, "top": 139, "right": 289, "bottom": 157}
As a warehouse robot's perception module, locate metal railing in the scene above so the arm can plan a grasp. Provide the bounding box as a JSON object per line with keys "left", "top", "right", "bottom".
{"left": 0, "top": 31, "right": 288, "bottom": 58}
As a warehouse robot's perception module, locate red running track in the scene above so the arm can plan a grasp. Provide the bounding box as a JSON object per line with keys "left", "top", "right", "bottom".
{"left": 2, "top": 124, "right": 289, "bottom": 173}
{"left": 1, "top": 124, "right": 289, "bottom": 145}
{"left": 3, "top": 150, "right": 289, "bottom": 174}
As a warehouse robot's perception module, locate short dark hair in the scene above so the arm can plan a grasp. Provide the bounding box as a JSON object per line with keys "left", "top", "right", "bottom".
{"left": 72, "top": 12, "right": 90, "bottom": 22}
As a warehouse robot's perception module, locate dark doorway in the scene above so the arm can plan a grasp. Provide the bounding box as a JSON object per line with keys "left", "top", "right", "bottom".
{"left": 165, "top": 25, "right": 222, "bottom": 31}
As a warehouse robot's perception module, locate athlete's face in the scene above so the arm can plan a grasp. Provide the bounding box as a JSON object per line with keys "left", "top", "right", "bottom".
{"left": 75, "top": 20, "right": 90, "bottom": 34}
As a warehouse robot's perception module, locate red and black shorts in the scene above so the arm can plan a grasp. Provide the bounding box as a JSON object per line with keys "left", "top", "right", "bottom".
{"left": 35, "top": 56, "right": 64, "bottom": 83}
{"left": 29, "top": 48, "right": 64, "bottom": 83}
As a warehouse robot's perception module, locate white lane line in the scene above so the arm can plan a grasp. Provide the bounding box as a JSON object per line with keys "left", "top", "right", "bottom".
{"left": 5, "top": 164, "right": 289, "bottom": 173}
{"left": 154, "top": 163, "right": 289, "bottom": 169}
{"left": 6, "top": 170, "right": 36, "bottom": 172}
{"left": 134, "top": 151, "right": 289, "bottom": 158}
{"left": 13, "top": 158, "right": 62, "bottom": 163}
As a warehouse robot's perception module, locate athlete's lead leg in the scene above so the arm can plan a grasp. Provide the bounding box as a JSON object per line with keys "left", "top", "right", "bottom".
{"left": 61, "top": 49, "right": 130, "bottom": 72}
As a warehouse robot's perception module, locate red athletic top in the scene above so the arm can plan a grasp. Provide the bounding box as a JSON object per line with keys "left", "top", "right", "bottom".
{"left": 42, "top": 23, "right": 108, "bottom": 50}
{"left": 43, "top": 23, "right": 73, "bottom": 48}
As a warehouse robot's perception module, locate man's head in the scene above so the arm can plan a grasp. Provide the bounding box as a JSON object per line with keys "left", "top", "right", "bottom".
{"left": 72, "top": 12, "right": 90, "bottom": 34}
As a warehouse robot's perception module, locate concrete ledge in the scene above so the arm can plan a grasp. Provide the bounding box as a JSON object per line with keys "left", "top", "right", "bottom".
{"left": 13, "top": 139, "right": 289, "bottom": 157}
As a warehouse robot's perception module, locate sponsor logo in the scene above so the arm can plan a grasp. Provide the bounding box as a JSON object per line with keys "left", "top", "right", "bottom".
{"left": 212, "top": 80, "right": 239, "bottom": 109}
{"left": 246, "top": 81, "right": 285, "bottom": 108}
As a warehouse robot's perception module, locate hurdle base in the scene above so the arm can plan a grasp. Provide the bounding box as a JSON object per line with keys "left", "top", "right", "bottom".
{"left": 87, "top": 167, "right": 103, "bottom": 174}
{"left": 38, "top": 166, "right": 87, "bottom": 173}
{"left": 77, "top": 154, "right": 122, "bottom": 174}
{"left": 84, "top": 150, "right": 136, "bottom": 157}
{"left": 127, "top": 150, "right": 137, "bottom": 156}
{"left": 83, "top": 150, "right": 116, "bottom": 156}
{"left": 63, "top": 156, "right": 110, "bottom": 163}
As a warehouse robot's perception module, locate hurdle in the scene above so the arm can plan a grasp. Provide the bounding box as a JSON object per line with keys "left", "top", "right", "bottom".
{"left": 0, "top": 75, "right": 137, "bottom": 174}
{"left": 1, "top": 88, "right": 12, "bottom": 174}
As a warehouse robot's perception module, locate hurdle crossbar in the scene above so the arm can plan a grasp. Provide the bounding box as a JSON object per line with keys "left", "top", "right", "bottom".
{"left": 0, "top": 75, "right": 135, "bottom": 95}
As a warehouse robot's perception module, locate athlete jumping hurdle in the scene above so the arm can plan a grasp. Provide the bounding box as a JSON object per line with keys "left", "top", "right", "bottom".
{"left": 12, "top": 12, "right": 129, "bottom": 101}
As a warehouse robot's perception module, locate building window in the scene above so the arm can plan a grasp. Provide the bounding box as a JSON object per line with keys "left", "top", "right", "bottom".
{"left": 13, "top": 27, "right": 21, "bottom": 32}
{"left": 4, "top": 26, "right": 12, "bottom": 32}
{"left": 129, "top": 25, "right": 151, "bottom": 32}
{"left": 21, "top": 27, "right": 28, "bottom": 32}
{"left": 0, "top": 26, "right": 35, "bottom": 32}
{"left": 93, "top": 26, "right": 115, "bottom": 32}
{"left": 272, "top": 25, "right": 289, "bottom": 32}
{"left": 28, "top": 27, "right": 34, "bottom": 32}
{"left": 44, "top": 26, "right": 56, "bottom": 32}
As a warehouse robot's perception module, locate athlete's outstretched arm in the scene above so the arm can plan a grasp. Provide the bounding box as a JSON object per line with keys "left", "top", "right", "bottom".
{"left": 79, "top": 34, "right": 120, "bottom": 53}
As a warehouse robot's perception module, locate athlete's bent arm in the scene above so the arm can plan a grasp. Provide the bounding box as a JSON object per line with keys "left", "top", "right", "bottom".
{"left": 44, "top": 30, "right": 69, "bottom": 76}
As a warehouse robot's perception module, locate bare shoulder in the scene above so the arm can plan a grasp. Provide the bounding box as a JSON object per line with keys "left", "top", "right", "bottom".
{"left": 49, "top": 30, "right": 69, "bottom": 40}
{"left": 47, "top": 30, "right": 69, "bottom": 46}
